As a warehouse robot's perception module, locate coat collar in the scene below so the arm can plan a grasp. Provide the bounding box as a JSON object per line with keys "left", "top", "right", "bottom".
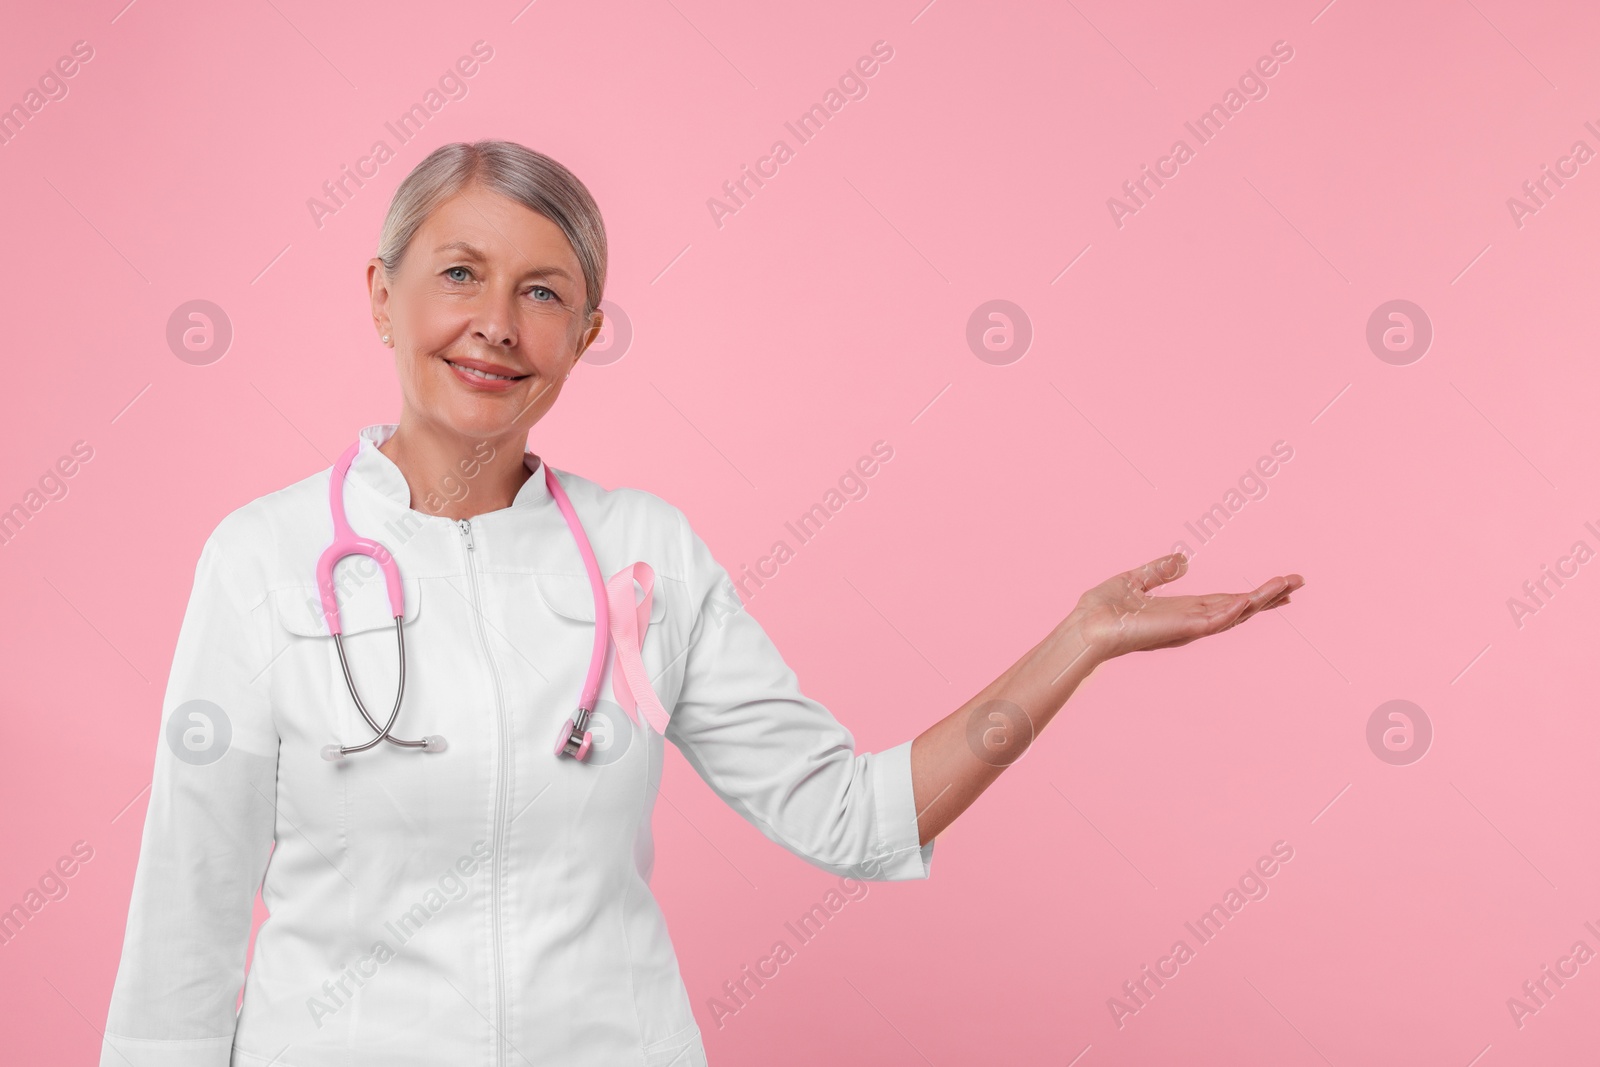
{"left": 347, "top": 423, "right": 551, "bottom": 513}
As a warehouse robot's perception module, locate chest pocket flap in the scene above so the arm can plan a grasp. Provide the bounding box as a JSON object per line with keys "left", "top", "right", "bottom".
{"left": 535, "top": 572, "right": 666, "bottom": 625}
{"left": 271, "top": 577, "right": 423, "bottom": 637}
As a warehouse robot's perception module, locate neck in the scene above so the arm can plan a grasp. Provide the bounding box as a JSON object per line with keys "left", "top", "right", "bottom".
{"left": 378, "top": 419, "right": 534, "bottom": 522}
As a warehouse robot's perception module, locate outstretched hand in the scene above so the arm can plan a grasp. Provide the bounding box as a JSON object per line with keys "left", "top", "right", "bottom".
{"left": 1072, "top": 553, "right": 1304, "bottom": 663}
{"left": 906, "top": 552, "right": 1304, "bottom": 846}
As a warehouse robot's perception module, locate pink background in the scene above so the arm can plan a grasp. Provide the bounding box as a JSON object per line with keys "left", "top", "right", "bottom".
{"left": 3, "top": 1, "right": 1598, "bottom": 1063}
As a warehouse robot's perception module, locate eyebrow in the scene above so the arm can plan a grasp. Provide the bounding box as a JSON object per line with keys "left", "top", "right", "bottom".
{"left": 432, "top": 241, "right": 575, "bottom": 281}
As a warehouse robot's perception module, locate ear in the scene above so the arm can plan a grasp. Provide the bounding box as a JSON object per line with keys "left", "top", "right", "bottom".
{"left": 367, "top": 259, "right": 392, "bottom": 338}
{"left": 574, "top": 307, "right": 605, "bottom": 358}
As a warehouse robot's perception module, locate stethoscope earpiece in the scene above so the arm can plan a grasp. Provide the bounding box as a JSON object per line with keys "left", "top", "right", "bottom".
{"left": 321, "top": 736, "right": 447, "bottom": 761}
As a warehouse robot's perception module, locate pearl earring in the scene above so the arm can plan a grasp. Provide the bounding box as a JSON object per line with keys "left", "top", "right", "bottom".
{"left": 382, "top": 335, "right": 390, "bottom": 343}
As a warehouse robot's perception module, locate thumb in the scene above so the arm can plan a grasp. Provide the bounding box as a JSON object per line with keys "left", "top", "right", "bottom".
{"left": 1130, "top": 552, "right": 1187, "bottom": 592}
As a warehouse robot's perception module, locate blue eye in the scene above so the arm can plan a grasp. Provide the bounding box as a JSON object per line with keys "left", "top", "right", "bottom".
{"left": 528, "top": 286, "right": 556, "bottom": 302}
{"left": 445, "top": 266, "right": 472, "bottom": 282}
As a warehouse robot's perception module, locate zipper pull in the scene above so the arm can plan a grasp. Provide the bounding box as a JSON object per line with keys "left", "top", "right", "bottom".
{"left": 458, "top": 518, "right": 475, "bottom": 550}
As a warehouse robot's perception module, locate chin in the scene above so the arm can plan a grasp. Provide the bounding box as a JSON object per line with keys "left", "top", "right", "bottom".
{"left": 420, "top": 398, "right": 515, "bottom": 437}
{"left": 456, "top": 404, "right": 525, "bottom": 430}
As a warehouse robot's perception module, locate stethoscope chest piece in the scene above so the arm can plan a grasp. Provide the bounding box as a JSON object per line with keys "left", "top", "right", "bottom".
{"left": 554, "top": 708, "right": 594, "bottom": 761}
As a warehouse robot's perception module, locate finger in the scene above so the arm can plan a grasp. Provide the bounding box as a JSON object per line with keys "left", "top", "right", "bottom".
{"left": 1206, "top": 593, "right": 1251, "bottom": 625}
{"left": 1254, "top": 591, "right": 1291, "bottom": 609}
{"left": 1246, "top": 575, "right": 1292, "bottom": 605}
{"left": 1208, "top": 576, "right": 1299, "bottom": 633}
{"left": 1261, "top": 573, "right": 1305, "bottom": 608}
{"left": 1130, "top": 552, "right": 1188, "bottom": 593}
{"left": 1225, "top": 588, "right": 1294, "bottom": 628}
{"left": 1266, "top": 573, "right": 1305, "bottom": 596}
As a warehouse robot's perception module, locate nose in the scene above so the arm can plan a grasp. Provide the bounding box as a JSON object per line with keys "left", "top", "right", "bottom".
{"left": 471, "top": 289, "right": 518, "bottom": 348}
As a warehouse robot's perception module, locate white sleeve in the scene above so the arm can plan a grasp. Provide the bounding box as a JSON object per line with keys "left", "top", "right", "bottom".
{"left": 100, "top": 524, "right": 280, "bottom": 1067}
{"left": 664, "top": 507, "right": 934, "bottom": 882}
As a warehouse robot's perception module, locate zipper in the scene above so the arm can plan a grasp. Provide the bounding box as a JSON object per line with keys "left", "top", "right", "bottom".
{"left": 459, "top": 517, "right": 509, "bottom": 1067}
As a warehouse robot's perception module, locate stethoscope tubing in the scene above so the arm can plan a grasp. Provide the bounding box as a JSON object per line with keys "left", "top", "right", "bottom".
{"left": 317, "top": 437, "right": 610, "bottom": 762}
{"left": 331, "top": 620, "right": 419, "bottom": 754}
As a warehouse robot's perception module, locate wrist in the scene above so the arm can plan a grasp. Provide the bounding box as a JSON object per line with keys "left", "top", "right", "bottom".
{"left": 1051, "top": 608, "right": 1110, "bottom": 675}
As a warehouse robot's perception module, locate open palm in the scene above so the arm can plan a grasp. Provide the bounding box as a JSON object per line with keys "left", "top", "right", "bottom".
{"left": 1074, "top": 553, "right": 1304, "bottom": 662}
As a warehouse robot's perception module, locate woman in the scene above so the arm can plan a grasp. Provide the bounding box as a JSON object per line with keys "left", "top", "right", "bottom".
{"left": 99, "top": 140, "right": 1302, "bottom": 1066}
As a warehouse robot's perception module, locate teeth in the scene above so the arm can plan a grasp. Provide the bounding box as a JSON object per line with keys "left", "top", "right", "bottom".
{"left": 450, "top": 360, "right": 519, "bottom": 381}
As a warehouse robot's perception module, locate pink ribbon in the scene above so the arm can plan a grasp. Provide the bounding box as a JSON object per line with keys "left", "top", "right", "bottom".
{"left": 606, "top": 562, "right": 670, "bottom": 735}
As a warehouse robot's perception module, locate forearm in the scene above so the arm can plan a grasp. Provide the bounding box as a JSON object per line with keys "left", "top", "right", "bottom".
{"left": 907, "top": 609, "right": 1103, "bottom": 846}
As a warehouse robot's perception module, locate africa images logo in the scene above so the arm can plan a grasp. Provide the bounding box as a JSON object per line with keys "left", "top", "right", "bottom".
{"left": 1107, "top": 840, "right": 1295, "bottom": 1029}
{"left": 1106, "top": 40, "right": 1296, "bottom": 229}
{"left": 306, "top": 840, "right": 493, "bottom": 1027}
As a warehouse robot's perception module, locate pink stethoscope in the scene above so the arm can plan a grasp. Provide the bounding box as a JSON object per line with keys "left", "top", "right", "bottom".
{"left": 315, "top": 438, "right": 669, "bottom": 762}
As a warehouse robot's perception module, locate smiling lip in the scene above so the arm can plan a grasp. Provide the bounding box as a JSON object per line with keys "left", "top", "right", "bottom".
{"left": 443, "top": 356, "right": 529, "bottom": 391}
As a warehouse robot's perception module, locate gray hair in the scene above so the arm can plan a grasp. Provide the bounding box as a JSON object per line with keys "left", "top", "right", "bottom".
{"left": 376, "top": 140, "right": 607, "bottom": 321}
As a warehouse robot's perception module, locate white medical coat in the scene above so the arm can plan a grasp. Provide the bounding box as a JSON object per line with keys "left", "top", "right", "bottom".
{"left": 99, "top": 423, "right": 934, "bottom": 1067}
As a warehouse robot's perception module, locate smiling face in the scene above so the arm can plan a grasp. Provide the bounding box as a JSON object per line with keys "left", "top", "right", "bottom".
{"left": 367, "top": 182, "right": 604, "bottom": 444}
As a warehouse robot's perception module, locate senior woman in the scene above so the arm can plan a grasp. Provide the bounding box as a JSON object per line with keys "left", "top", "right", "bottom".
{"left": 98, "top": 140, "right": 1302, "bottom": 1066}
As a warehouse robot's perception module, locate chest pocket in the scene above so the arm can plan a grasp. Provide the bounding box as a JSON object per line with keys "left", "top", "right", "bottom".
{"left": 533, "top": 569, "right": 679, "bottom": 744}
{"left": 272, "top": 577, "right": 424, "bottom": 638}
{"left": 533, "top": 572, "right": 665, "bottom": 628}
{"left": 268, "top": 577, "right": 424, "bottom": 741}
